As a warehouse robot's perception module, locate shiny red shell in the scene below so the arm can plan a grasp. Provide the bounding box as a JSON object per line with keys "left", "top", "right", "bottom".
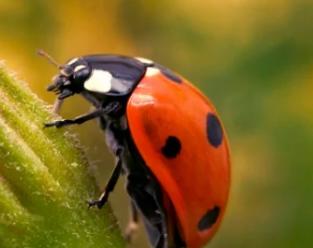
{"left": 126, "top": 68, "right": 231, "bottom": 248}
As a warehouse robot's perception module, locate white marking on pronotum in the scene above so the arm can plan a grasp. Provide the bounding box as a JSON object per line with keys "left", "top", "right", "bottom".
{"left": 135, "top": 57, "right": 154, "bottom": 65}
{"left": 84, "top": 70, "right": 112, "bottom": 93}
{"left": 74, "top": 65, "right": 86, "bottom": 72}
{"left": 145, "top": 67, "right": 160, "bottom": 77}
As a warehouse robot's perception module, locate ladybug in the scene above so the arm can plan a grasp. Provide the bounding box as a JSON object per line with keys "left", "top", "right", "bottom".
{"left": 42, "top": 51, "right": 231, "bottom": 248}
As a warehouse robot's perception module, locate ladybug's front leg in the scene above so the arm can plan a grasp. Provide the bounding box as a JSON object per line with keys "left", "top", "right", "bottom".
{"left": 88, "top": 155, "right": 122, "bottom": 209}
{"left": 44, "top": 108, "right": 104, "bottom": 128}
{"left": 45, "top": 101, "right": 122, "bottom": 128}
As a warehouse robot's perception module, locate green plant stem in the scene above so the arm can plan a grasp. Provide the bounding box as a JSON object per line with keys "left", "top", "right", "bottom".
{"left": 0, "top": 62, "right": 125, "bottom": 248}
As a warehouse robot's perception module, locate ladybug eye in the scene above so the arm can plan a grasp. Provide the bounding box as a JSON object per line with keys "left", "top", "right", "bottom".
{"left": 74, "top": 65, "right": 87, "bottom": 72}
{"left": 60, "top": 65, "right": 73, "bottom": 76}
{"left": 73, "top": 65, "right": 91, "bottom": 83}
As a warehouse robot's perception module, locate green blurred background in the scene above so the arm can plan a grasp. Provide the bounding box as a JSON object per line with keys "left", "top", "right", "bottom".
{"left": 1, "top": 0, "right": 312, "bottom": 247}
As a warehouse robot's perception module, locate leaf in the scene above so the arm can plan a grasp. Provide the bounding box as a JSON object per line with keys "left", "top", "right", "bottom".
{"left": 0, "top": 62, "right": 125, "bottom": 248}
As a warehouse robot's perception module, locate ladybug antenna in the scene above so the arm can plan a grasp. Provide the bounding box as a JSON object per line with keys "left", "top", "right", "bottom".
{"left": 37, "top": 49, "right": 63, "bottom": 69}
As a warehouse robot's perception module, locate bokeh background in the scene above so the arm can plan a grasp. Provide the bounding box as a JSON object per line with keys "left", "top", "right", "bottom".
{"left": 1, "top": 1, "right": 312, "bottom": 247}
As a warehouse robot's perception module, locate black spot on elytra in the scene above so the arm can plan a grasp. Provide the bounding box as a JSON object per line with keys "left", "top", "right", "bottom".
{"left": 206, "top": 113, "right": 223, "bottom": 148}
{"left": 155, "top": 64, "right": 182, "bottom": 83}
{"left": 161, "top": 136, "right": 181, "bottom": 158}
{"left": 198, "top": 206, "right": 220, "bottom": 231}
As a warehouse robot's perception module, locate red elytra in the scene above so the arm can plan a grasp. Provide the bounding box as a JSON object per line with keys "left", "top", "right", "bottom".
{"left": 127, "top": 71, "right": 231, "bottom": 248}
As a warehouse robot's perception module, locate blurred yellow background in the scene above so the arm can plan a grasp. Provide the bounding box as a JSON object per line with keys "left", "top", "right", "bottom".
{"left": 1, "top": 1, "right": 312, "bottom": 247}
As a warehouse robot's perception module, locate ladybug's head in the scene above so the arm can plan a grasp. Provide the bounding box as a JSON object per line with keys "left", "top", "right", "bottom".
{"left": 45, "top": 56, "right": 92, "bottom": 100}
{"left": 40, "top": 50, "right": 147, "bottom": 112}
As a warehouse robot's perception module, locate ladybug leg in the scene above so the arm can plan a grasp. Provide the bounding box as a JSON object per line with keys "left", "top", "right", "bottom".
{"left": 124, "top": 201, "right": 139, "bottom": 242}
{"left": 44, "top": 101, "right": 121, "bottom": 128}
{"left": 44, "top": 108, "right": 104, "bottom": 128}
{"left": 88, "top": 156, "right": 122, "bottom": 209}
